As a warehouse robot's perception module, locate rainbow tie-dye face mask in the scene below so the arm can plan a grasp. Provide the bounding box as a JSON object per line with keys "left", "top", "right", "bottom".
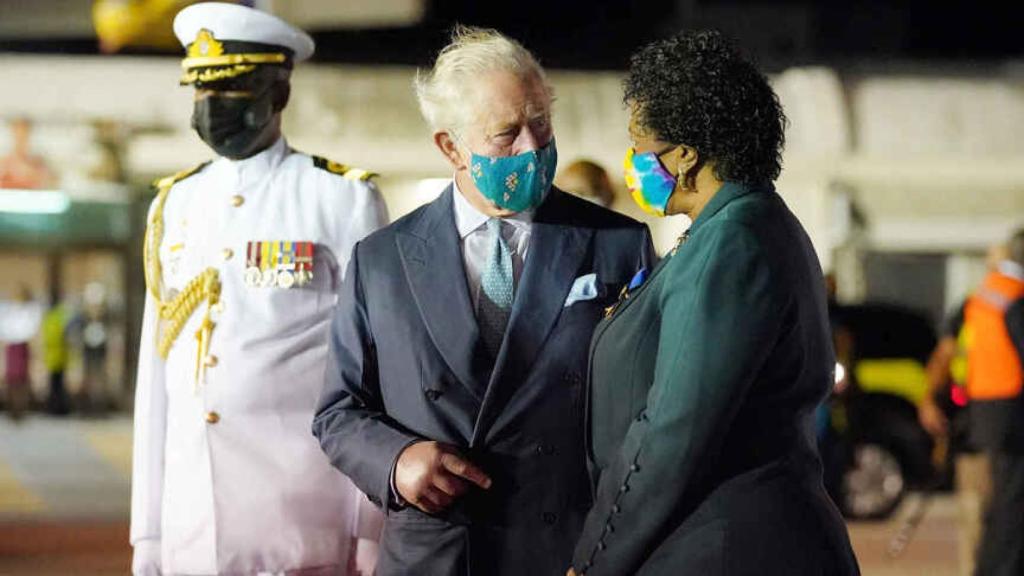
{"left": 623, "top": 147, "right": 677, "bottom": 217}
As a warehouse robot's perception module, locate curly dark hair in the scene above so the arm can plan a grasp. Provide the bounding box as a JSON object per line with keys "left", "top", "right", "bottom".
{"left": 624, "top": 30, "right": 786, "bottom": 185}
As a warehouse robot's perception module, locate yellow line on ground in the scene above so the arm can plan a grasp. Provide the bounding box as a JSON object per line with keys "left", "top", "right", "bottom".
{"left": 83, "top": 429, "right": 133, "bottom": 478}
{"left": 0, "top": 458, "right": 45, "bottom": 514}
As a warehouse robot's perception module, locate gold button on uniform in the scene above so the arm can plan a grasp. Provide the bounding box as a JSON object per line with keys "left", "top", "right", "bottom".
{"left": 205, "top": 411, "right": 220, "bottom": 424}
{"left": 204, "top": 355, "right": 219, "bottom": 367}
{"left": 222, "top": 248, "right": 234, "bottom": 260}
{"left": 231, "top": 195, "right": 244, "bottom": 207}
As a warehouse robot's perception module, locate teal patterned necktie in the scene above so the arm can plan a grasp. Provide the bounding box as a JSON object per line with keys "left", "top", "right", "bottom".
{"left": 478, "top": 218, "right": 514, "bottom": 359}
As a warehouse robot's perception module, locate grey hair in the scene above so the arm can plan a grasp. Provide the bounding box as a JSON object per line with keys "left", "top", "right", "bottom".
{"left": 414, "top": 25, "right": 551, "bottom": 136}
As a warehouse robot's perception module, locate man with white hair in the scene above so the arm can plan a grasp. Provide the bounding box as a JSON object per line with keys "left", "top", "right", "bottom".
{"left": 313, "top": 26, "right": 653, "bottom": 575}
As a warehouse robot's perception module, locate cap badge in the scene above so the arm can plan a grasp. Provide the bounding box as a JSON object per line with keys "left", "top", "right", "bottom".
{"left": 189, "top": 29, "right": 224, "bottom": 59}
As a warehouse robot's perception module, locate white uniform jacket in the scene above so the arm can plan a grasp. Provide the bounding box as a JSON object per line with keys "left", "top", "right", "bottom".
{"left": 131, "top": 137, "right": 388, "bottom": 575}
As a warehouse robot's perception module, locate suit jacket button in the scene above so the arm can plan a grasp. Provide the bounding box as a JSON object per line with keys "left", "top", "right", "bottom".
{"left": 611, "top": 505, "right": 621, "bottom": 514}
{"left": 230, "top": 195, "right": 244, "bottom": 207}
{"left": 205, "top": 411, "right": 220, "bottom": 424}
{"left": 630, "top": 464, "right": 640, "bottom": 473}
{"left": 598, "top": 540, "right": 607, "bottom": 550}
{"left": 425, "top": 389, "right": 441, "bottom": 401}
{"left": 542, "top": 512, "right": 557, "bottom": 525}
{"left": 537, "top": 443, "right": 556, "bottom": 456}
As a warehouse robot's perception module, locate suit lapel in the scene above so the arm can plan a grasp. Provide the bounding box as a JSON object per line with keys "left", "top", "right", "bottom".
{"left": 472, "top": 190, "right": 593, "bottom": 443}
{"left": 398, "top": 187, "right": 487, "bottom": 401}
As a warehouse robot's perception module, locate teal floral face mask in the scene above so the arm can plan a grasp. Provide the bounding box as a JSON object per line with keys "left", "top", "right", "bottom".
{"left": 468, "top": 140, "right": 558, "bottom": 212}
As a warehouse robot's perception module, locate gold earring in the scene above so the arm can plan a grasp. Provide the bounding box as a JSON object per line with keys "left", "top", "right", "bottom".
{"left": 676, "top": 170, "right": 695, "bottom": 194}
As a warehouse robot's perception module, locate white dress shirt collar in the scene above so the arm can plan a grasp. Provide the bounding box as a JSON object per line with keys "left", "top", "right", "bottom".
{"left": 452, "top": 176, "right": 533, "bottom": 239}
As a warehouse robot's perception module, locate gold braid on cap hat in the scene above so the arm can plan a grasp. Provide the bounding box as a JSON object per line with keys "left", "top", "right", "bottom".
{"left": 180, "top": 64, "right": 257, "bottom": 85}
{"left": 179, "top": 29, "right": 288, "bottom": 85}
{"left": 143, "top": 163, "right": 220, "bottom": 370}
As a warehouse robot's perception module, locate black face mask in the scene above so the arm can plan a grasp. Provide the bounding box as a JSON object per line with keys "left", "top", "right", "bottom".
{"left": 191, "top": 88, "right": 276, "bottom": 159}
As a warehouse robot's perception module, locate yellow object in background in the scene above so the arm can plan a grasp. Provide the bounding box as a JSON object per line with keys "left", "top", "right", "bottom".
{"left": 92, "top": 0, "right": 230, "bottom": 53}
{"left": 951, "top": 325, "right": 972, "bottom": 386}
{"left": 855, "top": 358, "right": 929, "bottom": 405}
{"left": 41, "top": 304, "right": 69, "bottom": 373}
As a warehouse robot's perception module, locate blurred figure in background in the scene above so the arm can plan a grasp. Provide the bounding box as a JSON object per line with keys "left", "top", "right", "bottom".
{"left": 555, "top": 159, "right": 615, "bottom": 209}
{"left": 1, "top": 285, "right": 41, "bottom": 421}
{"left": 78, "top": 282, "right": 112, "bottom": 414}
{"left": 0, "top": 117, "right": 56, "bottom": 189}
{"left": 919, "top": 242, "right": 1006, "bottom": 576}
{"left": 86, "top": 119, "right": 128, "bottom": 184}
{"left": 921, "top": 230, "right": 1024, "bottom": 576}
{"left": 130, "top": 4, "right": 388, "bottom": 575}
{"left": 41, "top": 288, "right": 72, "bottom": 416}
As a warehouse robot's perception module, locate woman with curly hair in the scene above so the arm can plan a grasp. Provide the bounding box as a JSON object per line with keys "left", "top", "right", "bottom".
{"left": 568, "top": 31, "right": 860, "bottom": 575}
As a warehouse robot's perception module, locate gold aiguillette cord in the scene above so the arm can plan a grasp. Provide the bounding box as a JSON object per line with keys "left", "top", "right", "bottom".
{"left": 193, "top": 271, "right": 222, "bottom": 393}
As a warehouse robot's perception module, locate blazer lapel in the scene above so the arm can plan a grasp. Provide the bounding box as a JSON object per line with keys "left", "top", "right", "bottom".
{"left": 398, "top": 187, "right": 487, "bottom": 401}
{"left": 472, "top": 190, "right": 592, "bottom": 443}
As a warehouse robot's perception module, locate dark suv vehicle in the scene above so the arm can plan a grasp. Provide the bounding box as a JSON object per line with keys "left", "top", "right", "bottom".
{"left": 820, "top": 302, "right": 958, "bottom": 520}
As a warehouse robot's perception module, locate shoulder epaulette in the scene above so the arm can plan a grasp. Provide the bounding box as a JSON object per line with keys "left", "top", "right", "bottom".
{"left": 312, "top": 156, "right": 379, "bottom": 182}
{"left": 152, "top": 160, "right": 212, "bottom": 190}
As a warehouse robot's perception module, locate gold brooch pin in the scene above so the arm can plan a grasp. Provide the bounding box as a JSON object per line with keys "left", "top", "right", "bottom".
{"left": 603, "top": 284, "right": 631, "bottom": 318}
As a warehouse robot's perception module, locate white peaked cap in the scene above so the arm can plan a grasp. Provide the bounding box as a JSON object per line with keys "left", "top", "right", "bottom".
{"left": 173, "top": 2, "right": 315, "bottom": 62}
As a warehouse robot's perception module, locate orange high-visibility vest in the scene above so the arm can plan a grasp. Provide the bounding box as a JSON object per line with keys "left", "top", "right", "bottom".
{"left": 964, "top": 271, "right": 1024, "bottom": 400}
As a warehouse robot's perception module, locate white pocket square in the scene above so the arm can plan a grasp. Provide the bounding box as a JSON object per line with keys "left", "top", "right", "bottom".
{"left": 564, "top": 273, "right": 599, "bottom": 307}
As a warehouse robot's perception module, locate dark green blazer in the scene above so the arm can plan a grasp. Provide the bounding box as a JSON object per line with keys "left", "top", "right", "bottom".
{"left": 572, "top": 182, "right": 860, "bottom": 576}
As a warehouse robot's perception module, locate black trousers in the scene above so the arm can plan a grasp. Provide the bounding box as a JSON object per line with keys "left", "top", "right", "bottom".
{"left": 975, "top": 451, "right": 1024, "bottom": 576}
{"left": 46, "top": 370, "right": 70, "bottom": 415}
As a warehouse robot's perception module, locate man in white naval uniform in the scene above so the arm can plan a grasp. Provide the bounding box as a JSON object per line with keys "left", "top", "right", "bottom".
{"left": 131, "top": 4, "right": 387, "bottom": 575}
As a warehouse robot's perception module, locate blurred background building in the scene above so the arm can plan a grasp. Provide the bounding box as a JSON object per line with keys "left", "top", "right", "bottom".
{"left": 0, "top": 1, "right": 1021, "bottom": 574}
